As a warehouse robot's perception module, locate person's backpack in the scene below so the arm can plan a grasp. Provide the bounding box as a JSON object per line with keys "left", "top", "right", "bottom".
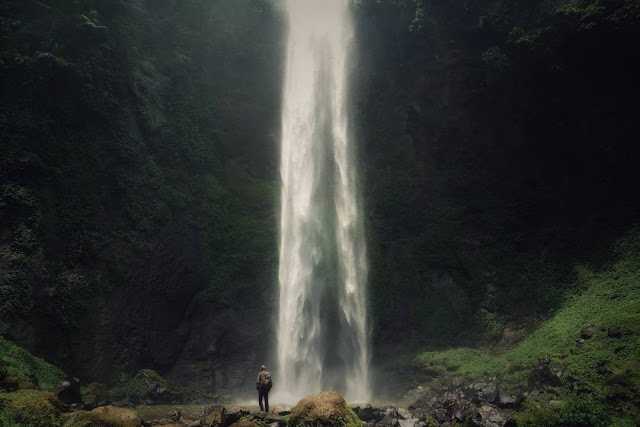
{"left": 263, "top": 372, "right": 272, "bottom": 391}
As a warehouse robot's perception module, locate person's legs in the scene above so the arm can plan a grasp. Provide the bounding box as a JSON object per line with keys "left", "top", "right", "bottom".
{"left": 258, "top": 388, "right": 264, "bottom": 411}
{"left": 264, "top": 391, "right": 269, "bottom": 412}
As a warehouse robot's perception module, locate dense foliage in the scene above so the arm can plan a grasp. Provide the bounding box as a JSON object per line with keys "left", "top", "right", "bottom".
{"left": 1, "top": 3, "right": 639, "bottom": 422}
{"left": 1, "top": 0, "right": 281, "bottom": 391}
{"left": 353, "top": 0, "right": 640, "bottom": 351}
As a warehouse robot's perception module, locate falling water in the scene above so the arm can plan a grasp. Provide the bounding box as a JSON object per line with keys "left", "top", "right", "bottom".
{"left": 276, "top": 0, "right": 369, "bottom": 403}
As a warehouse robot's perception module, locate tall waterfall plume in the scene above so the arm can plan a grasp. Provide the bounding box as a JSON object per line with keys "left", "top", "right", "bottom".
{"left": 276, "top": 0, "right": 369, "bottom": 403}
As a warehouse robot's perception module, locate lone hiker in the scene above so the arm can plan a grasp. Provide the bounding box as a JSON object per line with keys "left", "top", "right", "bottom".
{"left": 256, "top": 365, "right": 272, "bottom": 412}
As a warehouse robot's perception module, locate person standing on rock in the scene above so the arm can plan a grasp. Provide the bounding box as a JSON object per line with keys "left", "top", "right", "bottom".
{"left": 256, "top": 365, "right": 272, "bottom": 412}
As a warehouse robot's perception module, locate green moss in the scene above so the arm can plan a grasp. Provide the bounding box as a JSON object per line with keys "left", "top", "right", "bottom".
{"left": 0, "top": 390, "right": 63, "bottom": 427}
{"left": 513, "top": 395, "right": 610, "bottom": 427}
{"left": 556, "top": 1, "right": 605, "bottom": 20}
{"left": 610, "top": 417, "right": 638, "bottom": 427}
{"left": 416, "top": 231, "right": 640, "bottom": 412}
{"left": 416, "top": 348, "right": 503, "bottom": 377}
{"left": 0, "top": 408, "right": 22, "bottom": 427}
{"left": 0, "top": 338, "right": 64, "bottom": 390}
{"left": 288, "top": 392, "right": 362, "bottom": 427}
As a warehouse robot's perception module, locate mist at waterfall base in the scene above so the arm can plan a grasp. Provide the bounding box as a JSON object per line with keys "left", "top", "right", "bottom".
{"left": 274, "top": 0, "right": 370, "bottom": 404}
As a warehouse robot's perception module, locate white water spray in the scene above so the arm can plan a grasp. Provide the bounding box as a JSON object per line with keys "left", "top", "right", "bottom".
{"left": 276, "top": 0, "right": 369, "bottom": 403}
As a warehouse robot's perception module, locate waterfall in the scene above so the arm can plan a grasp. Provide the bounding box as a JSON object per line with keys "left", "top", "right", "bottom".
{"left": 276, "top": 0, "right": 369, "bottom": 403}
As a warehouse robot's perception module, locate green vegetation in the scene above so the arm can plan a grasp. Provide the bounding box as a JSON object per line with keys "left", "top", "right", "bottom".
{"left": 0, "top": 0, "right": 280, "bottom": 388}
{"left": 0, "top": 390, "right": 63, "bottom": 427}
{"left": 416, "top": 231, "right": 640, "bottom": 420}
{"left": 0, "top": 409, "right": 22, "bottom": 427}
{"left": 0, "top": 0, "right": 639, "bottom": 416}
{"left": 514, "top": 395, "right": 611, "bottom": 427}
{"left": 0, "top": 338, "right": 64, "bottom": 391}
{"left": 418, "top": 231, "right": 640, "bottom": 386}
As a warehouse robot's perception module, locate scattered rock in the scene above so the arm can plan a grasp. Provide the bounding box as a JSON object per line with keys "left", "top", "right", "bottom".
{"left": 528, "top": 357, "right": 562, "bottom": 388}
{"left": 407, "top": 378, "right": 521, "bottom": 427}
{"left": 376, "top": 413, "right": 401, "bottom": 427}
{"left": 495, "top": 391, "right": 517, "bottom": 409}
{"left": 548, "top": 400, "right": 564, "bottom": 409}
{"left": 225, "top": 407, "right": 250, "bottom": 426}
{"left": 607, "top": 326, "right": 624, "bottom": 338}
{"left": 477, "top": 404, "right": 505, "bottom": 427}
{"left": 82, "top": 405, "right": 142, "bottom": 427}
{"left": 353, "top": 404, "right": 385, "bottom": 423}
{"left": 258, "top": 412, "right": 288, "bottom": 426}
{"left": 580, "top": 325, "right": 596, "bottom": 339}
{"left": 468, "top": 382, "right": 498, "bottom": 403}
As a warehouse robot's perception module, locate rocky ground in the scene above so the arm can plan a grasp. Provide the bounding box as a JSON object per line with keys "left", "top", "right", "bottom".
{"left": 0, "top": 341, "right": 637, "bottom": 426}
{"left": 0, "top": 374, "right": 538, "bottom": 427}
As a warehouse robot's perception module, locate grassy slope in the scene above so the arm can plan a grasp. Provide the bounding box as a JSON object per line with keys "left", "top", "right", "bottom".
{"left": 0, "top": 337, "right": 64, "bottom": 391}
{"left": 416, "top": 231, "right": 640, "bottom": 418}
{"left": 0, "top": 338, "right": 65, "bottom": 426}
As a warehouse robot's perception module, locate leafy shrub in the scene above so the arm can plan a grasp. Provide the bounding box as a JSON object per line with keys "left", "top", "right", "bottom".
{"left": 0, "top": 408, "right": 22, "bottom": 427}
{"left": 514, "top": 396, "right": 610, "bottom": 427}
{"left": 557, "top": 396, "right": 610, "bottom": 427}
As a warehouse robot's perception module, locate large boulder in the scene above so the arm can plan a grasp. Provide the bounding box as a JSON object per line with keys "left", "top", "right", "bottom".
{"left": 527, "top": 357, "right": 562, "bottom": 389}
{"left": 63, "top": 405, "right": 142, "bottom": 427}
{"left": 289, "top": 391, "right": 362, "bottom": 427}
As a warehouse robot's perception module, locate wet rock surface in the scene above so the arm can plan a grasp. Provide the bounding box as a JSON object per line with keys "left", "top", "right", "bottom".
{"left": 405, "top": 380, "right": 522, "bottom": 427}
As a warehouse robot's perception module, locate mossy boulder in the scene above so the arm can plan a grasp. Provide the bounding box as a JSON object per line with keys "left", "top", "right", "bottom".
{"left": 0, "top": 390, "right": 65, "bottom": 427}
{"left": 289, "top": 391, "right": 362, "bottom": 427}
{"left": 63, "top": 405, "right": 142, "bottom": 427}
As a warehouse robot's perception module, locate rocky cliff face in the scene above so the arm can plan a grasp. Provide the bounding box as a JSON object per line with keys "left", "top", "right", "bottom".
{"left": 353, "top": 0, "right": 640, "bottom": 356}
{"left": 2, "top": 0, "right": 639, "bottom": 401}
{"left": 1, "top": 0, "right": 281, "bottom": 396}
